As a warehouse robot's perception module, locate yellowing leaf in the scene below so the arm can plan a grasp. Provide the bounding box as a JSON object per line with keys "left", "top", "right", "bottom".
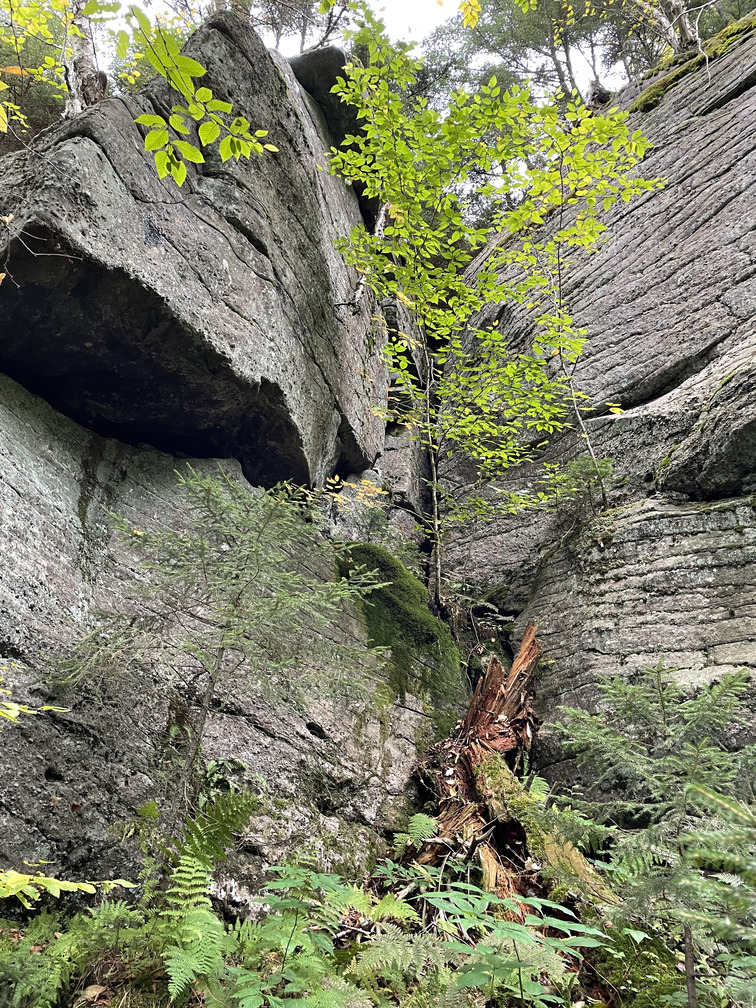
{"left": 0, "top": 66, "right": 30, "bottom": 76}
{"left": 459, "top": 0, "right": 481, "bottom": 27}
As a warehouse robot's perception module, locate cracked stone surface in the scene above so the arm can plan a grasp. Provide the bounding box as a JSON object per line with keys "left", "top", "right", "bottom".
{"left": 0, "top": 11, "right": 385, "bottom": 487}
{"left": 444, "top": 29, "right": 756, "bottom": 721}
{"left": 0, "top": 372, "right": 432, "bottom": 881}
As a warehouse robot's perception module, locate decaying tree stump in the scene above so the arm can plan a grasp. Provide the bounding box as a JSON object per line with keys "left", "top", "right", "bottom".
{"left": 413, "top": 623, "right": 615, "bottom": 911}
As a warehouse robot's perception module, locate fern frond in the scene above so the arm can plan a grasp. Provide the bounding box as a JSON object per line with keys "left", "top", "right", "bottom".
{"left": 527, "top": 776, "right": 551, "bottom": 801}
{"left": 326, "top": 884, "right": 375, "bottom": 917}
{"left": 349, "top": 924, "right": 455, "bottom": 977}
{"left": 370, "top": 893, "right": 420, "bottom": 924}
{"left": 164, "top": 906, "right": 230, "bottom": 1000}
{"left": 408, "top": 814, "right": 438, "bottom": 844}
{"left": 163, "top": 853, "right": 213, "bottom": 916}
{"left": 394, "top": 832, "right": 412, "bottom": 856}
{"left": 350, "top": 926, "right": 415, "bottom": 974}
{"left": 178, "top": 791, "right": 257, "bottom": 866}
{"left": 433, "top": 980, "right": 472, "bottom": 1008}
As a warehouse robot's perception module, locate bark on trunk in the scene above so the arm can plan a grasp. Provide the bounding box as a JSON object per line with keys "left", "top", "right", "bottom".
{"left": 65, "top": 6, "right": 106, "bottom": 117}
{"left": 635, "top": 0, "right": 682, "bottom": 52}
{"left": 684, "top": 924, "right": 699, "bottom": 1008}
{"left": 413, "top": 624, "right": 616, "bottom": 910}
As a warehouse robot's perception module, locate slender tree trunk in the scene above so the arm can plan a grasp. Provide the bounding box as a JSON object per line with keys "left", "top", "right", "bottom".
{"left": 635, "top": 0, "right": 681, "bottom": 51}
{"left": 561, "top": 34, "right": 583, "bottom": 98}
{"left": 684, "top": 925, "right": 699, "bottom": 1008}
{"left": 428, "top": 444, "right": 443, "bottom": 613}
{"left": 64, "top": 3, "right": 106, "bottom": 117}
{"left": 547, "top": 32, "right": 571, "bottom": 93}
{"left": 670, "top": 0, "right": 698, "bottom": 47}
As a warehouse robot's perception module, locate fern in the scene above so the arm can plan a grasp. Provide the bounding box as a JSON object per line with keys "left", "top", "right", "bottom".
{"left": 371, "top": 893, "right": 420, "bottom": 924}
{"left": 408, "top": 814, "right": 438, "bottom": 844}
{"left": 394, "top": 813, "right": 438, "bottom": 856}
{"left": 159, "top": 792, "right": 255, "bottom": 1001}
{"left": 527, "top": 775, "right": 551, "bottom": 801}
{"left": 348, "top": 924, "right": 456, "bottom": 977}
{"left": 163, "top": 906, "right": 231, "bottom": 1001}
{"left": 163, "top": 854, "right": 213, "bottom": 916}
{"left": 326, "top": 883, "right": 375, "bottom": 918}
{"left": 174, "top": 790, "right": 257, "bottom": 867}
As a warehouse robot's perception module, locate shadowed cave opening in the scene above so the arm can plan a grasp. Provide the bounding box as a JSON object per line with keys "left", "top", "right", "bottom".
{"left": 0, "top": 229, "right": 310, "bottom": 486}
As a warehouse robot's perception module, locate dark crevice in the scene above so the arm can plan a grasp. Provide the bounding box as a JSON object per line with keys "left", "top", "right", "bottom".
{"left": 0, "top": 226, "right": 309, "bottom": 487}
{"left": 695, "top": 65, "right": 756, "bottom": 115}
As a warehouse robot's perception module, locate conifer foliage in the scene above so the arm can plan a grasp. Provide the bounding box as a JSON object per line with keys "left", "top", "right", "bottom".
{"left": 559, "top": 662, "right": 756, "bottom": 1004}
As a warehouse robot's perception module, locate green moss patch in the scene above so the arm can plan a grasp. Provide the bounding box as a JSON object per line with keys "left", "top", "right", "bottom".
{"left": 342, "top": 543, "right": 466, "bottom": 736}
{"left": 631, "top": 11, "right": 756, "bottom": 113}
{"left": 589, "top": 932, "right": 684, "bottom": 1007}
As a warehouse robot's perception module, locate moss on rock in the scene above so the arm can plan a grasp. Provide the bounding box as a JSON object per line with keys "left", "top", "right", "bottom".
{"left": 631, "top": 11, "right": 756, "bottom": 113}
{"left": 589, "top": 932, "right": 685, "bottom": 1006}
{"left": 342, "top": 543, "right": 466, "bottom": 736}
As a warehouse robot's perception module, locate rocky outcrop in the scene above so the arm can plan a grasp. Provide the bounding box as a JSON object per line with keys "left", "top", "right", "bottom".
{"left": 0, "top": 16, "right": 465, "bottom": 885}
{"left": 1, "top": 6, "right": 755, "bottom": 884}
{"left": 444, "top": 25, "right": 756, "bottom": 714}
{"left": 0, "top": 11, "right": 384, "bottom": 488}
{"left": 0, "top": 370, "right": 448, "bottom": 885}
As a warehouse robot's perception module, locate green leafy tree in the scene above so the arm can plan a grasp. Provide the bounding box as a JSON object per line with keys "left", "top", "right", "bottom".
{"left": 421, "top": 0, "right": 751, "bottom": 103}
{"left": 328, "top": 1, "right": 659, "bottom": 603}
{"left": 0, "top": 0, "right": 278, "bottom": 183}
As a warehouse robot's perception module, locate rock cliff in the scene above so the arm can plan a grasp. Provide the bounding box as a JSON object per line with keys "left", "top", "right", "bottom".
{"left": 444, "top": 24, "right": 756, "bottom": 729}
{"left": 0, "top": 10, "right": 754, "bottom": 883}
{"left": 0, "top": 13, "right": 460, "bottom": 887}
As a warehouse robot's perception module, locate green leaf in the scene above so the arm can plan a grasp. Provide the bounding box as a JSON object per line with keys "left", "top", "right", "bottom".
{"left": 172, "top": 55, "right": 207, "bottom": 78}
{"left": 135, "top": 114, "right": 166, "bottom": 127}
{"left": 198, "top": 119, "right": 220, "bottom": 146}
{"left": 173, "top": 140, "right": 204, "bottom": 164}
{"left": 218, "top": 135, "right": 234, "bottom": 162}
{"left": 144, "top": 128, "right": 169, "bottom": 151}
{"left": 169, "top": 114, "right": 189, "bottom": 134}
{"left": 195, "top": 86, "right": 212, "bottom": 102}
{"left": 622, "top": 928, "right": 651, "bottom": 945}
{"left": 154, "top": 150, "right": 170, "bottom": 178}
{"left": 171, "top": 159, "right": 187, "bottom": 186}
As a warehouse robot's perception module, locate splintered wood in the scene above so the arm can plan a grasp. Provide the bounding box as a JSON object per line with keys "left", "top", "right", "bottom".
{"left": 413, "top": 624, "right": 542, "bottom": 904}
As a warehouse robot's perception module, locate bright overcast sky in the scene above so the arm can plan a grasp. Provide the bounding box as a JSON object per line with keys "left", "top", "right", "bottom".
{"left": 375, "top": 0, "right": 454, "bottom": 42}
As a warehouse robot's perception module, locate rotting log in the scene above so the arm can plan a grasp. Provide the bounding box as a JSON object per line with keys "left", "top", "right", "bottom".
{"left": 413, "top": 623, "right": 615, "bottom": 910}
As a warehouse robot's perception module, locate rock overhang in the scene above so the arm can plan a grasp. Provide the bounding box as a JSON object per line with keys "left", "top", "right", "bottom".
{"left": 0, "top": 11, "right": 386, "bottom": 487}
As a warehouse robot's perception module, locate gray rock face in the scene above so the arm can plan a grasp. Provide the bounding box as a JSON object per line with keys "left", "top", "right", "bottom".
{"left": 0, "top": 15, "right": 460, "bottom": 884}
{"left": 0, "top": 372, "right": 431, "bottom": 882}
{"left": 444, "top": 29, "right": 756, "bottom": 713}
{"left": 0, "top": 11, "right": 384, "bottom": 488}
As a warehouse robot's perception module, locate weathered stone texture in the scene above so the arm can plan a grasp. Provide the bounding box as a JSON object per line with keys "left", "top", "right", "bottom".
{"left": 0, "top": 373, "right": 429, "bottom": 882}
{"left": 0, "top": 12, "right": 384, "bottom": 487}
{"left": 445, "top": 28, "right": 756, "bottom": 710}
{"left": 0, "top": 16, "right": 448, "bottom": 881}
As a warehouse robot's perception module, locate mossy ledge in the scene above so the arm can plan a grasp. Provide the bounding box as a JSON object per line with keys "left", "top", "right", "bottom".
{"left": 631, "top": 10, "right": 756, "bottom": 113}
{"left": 341, "top": 543, "right": 467, "bottom": 736}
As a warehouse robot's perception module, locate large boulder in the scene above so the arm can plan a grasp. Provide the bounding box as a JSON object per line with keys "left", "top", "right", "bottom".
{"left": 0, "top": 15, "right": 468, "bottom": 885}
{"left": 0, "top": 11, "right": 384, "bottom": 488}
{"left": 0, "top": 372, "right": 451, "bottom": 885}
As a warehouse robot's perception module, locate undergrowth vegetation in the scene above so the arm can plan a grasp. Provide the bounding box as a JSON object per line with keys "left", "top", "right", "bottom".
{"left": 0, "top": 798, "right": 611, "bottom": 1008}
{"left": 2, "top": 663, "right": 755, "bottom": 1007}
